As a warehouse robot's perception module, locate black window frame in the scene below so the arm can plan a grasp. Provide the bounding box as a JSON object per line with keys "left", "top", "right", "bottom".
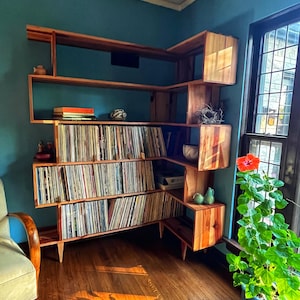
{"left": 233, "top": 3, "right": 300, "bottom": 239}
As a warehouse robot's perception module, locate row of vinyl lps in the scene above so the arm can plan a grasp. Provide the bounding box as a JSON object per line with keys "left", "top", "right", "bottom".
{"left": 35, "top": 161, "right": 155, "bottom": 205}
{"left": 57, "top": 124, "right": 167, "bottom": 162}
{"left": 61, "top": 192, "right": 184, "bottom": 239}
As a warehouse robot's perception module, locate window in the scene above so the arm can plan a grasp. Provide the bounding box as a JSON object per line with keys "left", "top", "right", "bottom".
{"left": 236, "top": 4, "right": 300, "bottom": 237}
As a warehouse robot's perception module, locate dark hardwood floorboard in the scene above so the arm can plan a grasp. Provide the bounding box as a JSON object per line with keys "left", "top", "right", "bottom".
{"left": 38, "top": 224, "right": 240, "bottom": 300}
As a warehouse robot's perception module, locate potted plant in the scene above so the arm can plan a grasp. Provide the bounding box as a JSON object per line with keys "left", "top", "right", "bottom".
{"left": 226, "top": 153, "right": 300, "bottom": 300}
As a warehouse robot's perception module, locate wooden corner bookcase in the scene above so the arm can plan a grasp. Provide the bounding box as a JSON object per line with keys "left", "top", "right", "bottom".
{"left": 27, "top": 24, "right": 238, "bottom": 262}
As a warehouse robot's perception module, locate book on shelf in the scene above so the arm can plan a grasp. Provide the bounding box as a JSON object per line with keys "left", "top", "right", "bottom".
{"left": 155, "top": 169, "right": 184, "bottom": 190}
{"left": 53, "top": 106, "right": 95, "bottom": 114}
{"left": 53, "top": 107, "right": 96, "bottom": 121}
{"left": 53, "top": 113, "right": 97, "bottom": 121}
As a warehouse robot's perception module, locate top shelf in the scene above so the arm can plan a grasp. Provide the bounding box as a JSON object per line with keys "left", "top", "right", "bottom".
{"left": 26, "top": 25, "right": 238, "bottom": 85}
{"left": 27, "top": 25, "right": 209, "bottom": 61}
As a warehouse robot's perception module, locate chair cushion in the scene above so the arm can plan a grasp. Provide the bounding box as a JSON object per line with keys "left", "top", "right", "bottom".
{"left": 0, "top": 236, "right": 37, "bottom": 300}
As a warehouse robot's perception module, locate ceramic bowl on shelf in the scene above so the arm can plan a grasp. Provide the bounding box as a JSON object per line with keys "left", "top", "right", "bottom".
{"left": 182, "top": 144, "right": 199, "bottom": 162}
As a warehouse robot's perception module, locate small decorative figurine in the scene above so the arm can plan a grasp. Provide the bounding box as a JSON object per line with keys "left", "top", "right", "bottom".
{"left": 204, "top": 187, "right": 215, "bottom": 204}
{"left": 193, "top": 192, "right": 204, "bottom": 205}
{"left": 193, "top": 104, "right": 224, "bottom": 124}
{"left": 33, "top": 65, "right": 46, "bottom": 75}
{"left": 34, "top": 140, "right": 53, "bottom": 161}
{"left": 110, "top": 109, "right": 127, "bottom": 121}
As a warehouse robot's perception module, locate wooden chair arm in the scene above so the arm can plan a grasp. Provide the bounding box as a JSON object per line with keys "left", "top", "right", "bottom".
{"left": 8, "top": 212, "right": 41, "bottom": 282}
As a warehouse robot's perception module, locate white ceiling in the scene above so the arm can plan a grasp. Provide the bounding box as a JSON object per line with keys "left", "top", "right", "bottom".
{"left": 141, "top": 0, "right": 195, "bottom": 11}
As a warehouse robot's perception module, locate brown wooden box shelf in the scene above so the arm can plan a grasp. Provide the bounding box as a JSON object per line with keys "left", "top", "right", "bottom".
{"left": 160, "top": 202, "right": 225, "bottom": 260}
{"left": 27, "top": 25, "right": 237, "bottom": 261}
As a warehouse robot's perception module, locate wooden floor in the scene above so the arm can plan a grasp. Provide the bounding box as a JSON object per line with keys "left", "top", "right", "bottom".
{"left": 38, "top": 224, "right": 240, "bottom": 300}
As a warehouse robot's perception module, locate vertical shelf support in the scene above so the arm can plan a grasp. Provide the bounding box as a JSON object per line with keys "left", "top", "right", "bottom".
{"left": 51, "top": 31, "right": 57, "bottom": 76}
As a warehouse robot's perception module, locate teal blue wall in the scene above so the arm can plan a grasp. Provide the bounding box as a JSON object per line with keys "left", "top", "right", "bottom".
{"left": 1, "top": 0, "right": 300, "bottom": 242}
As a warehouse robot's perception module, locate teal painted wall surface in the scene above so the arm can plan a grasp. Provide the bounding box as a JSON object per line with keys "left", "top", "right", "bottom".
{"left": 1, "top": 0, "right": 300, "bottom": 242}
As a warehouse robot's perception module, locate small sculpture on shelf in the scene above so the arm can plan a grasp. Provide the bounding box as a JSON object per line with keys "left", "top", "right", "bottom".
{"left": 193, "top": 192, "right": 204, "bottom": 204}
{"left": 34, "top": 140, "right": 54, "bottom": 161}
{"left": 193, "top": 104, "right": 224, "bottom": 124}
{"left": 193, "top": 187, "right": 215, "bottom": 205}
{"left": 204, "top": 187, "right": 215, "bottom": 204}
{"left": 110, "top": 108, "right": 127, "bottom": 121}
{"left": 33, "top": 65, "right": 47, "bottom": 75}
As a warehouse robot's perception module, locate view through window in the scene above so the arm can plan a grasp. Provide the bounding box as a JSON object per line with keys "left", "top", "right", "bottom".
{"left": 237, "top": 5, "right": 300, "bottom": 237}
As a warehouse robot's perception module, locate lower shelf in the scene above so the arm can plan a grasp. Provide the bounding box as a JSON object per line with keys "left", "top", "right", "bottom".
{"left": 39, "top": 226, "right": 59, "bottom": 247}
{"left": 39, "top": 221, "right": 162, "bottom": 262}
{"left": 160, "top": 202, "right": 225, "bottom": 260}
{"left": 161, "top": 217, "right": 193, "bottom": 248}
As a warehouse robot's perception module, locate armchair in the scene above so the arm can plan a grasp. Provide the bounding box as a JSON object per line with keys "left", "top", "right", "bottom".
{"left": 0, "top": 179, "right": 40, "bottom": 300}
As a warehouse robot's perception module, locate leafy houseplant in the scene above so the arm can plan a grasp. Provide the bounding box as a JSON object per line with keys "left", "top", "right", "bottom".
{"left": 226, "top": 153, "right": 300, "bottom": 300}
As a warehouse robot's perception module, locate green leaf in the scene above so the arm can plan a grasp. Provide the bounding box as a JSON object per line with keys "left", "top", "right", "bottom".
{"left": 237, "top": 203, "right": 248, "bottom": 215}
{"left": 288, "top": 253, "right": 300, "bottom": 271}
{"left": 226, "top": 253, "right": 237, "bottom": 264}
{"left": 250, "top": 173, "right": 264, "bottom": 184}
{"left": 273, "top": 179, "right": 285, "bottom": 188}
{"left": 275, "top": 197, "right": 288, "bottom": 209}
{"left": 265, "top": 247, "right": 284, "bottom": 264}
{"left": 269, "top": 190, "right": 283, "bottom": 201}
{"left": 272, "top": 213, "right": 286, "bottom": 228}
{"left": 237, "top": 194, "right": 251, "bottom": 205}
{"left": 253, "top": 191, "right": 265, "bottom": 202}
{"left": 236, "top": 178, "right": 247, "bottom": 185}
{"left": 260, "top": 268, "right": 274, "bottom": 286}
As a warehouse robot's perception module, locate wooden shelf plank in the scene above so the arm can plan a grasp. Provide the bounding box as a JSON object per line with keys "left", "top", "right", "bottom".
{"left": 34, "top": 189, "right": 162, "bottom": 208}
{"left": 29, "top": 74, "right": 166, "bottom": 91}
{"left": 162, "top": 217, "right": 193, "bottom": 248}
{"left": 26, "top": 25, "right": 177, "bottom": 61}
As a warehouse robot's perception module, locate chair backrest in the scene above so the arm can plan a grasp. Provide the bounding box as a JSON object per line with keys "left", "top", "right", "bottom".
{"left": 0, "top": 179, "right": 10, "bottom": 237}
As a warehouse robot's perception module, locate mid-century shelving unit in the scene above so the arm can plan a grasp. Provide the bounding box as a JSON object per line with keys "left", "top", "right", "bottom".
{"left": 27, "top": 24, "right": 238, "bottom": 262}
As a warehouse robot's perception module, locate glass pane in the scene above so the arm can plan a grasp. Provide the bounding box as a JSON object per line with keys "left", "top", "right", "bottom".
{"left": 287, "top": 22, "right": 300, "bottom": 46}
{"left": 260, "top": 141, "right": 271, "bottom": 161}
{"left": 284, "top": 45, "right": 298, "bottom": 69}
{"left": 255, "top": 114, "right": 266, "bottom": 134}
{"left": 269, "top": 164, "right": 280, "bottom": 178}
{"left": 249, "top": 139, "right": 260, "bottom": 156}
{"left": 249, "top": 139, "right": 282, "bottom": 180}
{"left": 258, "top": 161, "right": 269, "bottom": 174}
{"left": 259, "top": 73, "right": 271, "bottom": 94}
{"left": 270, "top": 71, "right": 283, "bottom": 92}
{"left": 257, "top": 94, "right": 269, "bottom": 113}
{"left": 269, "top": 143, "right": 282, "bottom": 164}
{"left": 282, "top": 69, "right": 295, "bottom": 92}
{"left": 272, "top": 49, "right": 285, "bottom": 71}
{"left": 263, "top": 30, "right": 275, "bottom": 52}
{"left": 275, "top": 26, "right": 287, "bottom": 49}
{"left": 261, "top": 52, "right": 273, "bottom": 73}
{"left": 280, "top": 92, "right": 292, "bottom": 113}
{"left": 277, "top": 116, "right": 290, "bottom": 135}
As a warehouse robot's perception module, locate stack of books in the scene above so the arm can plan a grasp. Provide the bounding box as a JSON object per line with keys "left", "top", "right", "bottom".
{"left": 53, "top": 107, "right": 96, "bottom": 120}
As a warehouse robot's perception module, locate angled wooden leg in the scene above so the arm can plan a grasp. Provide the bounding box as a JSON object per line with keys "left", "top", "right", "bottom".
{"left": 159, "top": 221, "right": 165, "bottom": 239}
{"left": 57, "top": 242, "right": 64, "bottom": 263}
{"left": 181, "top": 241, "right": 187, "bottom": 261}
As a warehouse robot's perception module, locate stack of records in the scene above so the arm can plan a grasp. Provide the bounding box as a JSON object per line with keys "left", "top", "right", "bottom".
{"left": 53, "top": 107, "right": 96, "bottom": 120}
